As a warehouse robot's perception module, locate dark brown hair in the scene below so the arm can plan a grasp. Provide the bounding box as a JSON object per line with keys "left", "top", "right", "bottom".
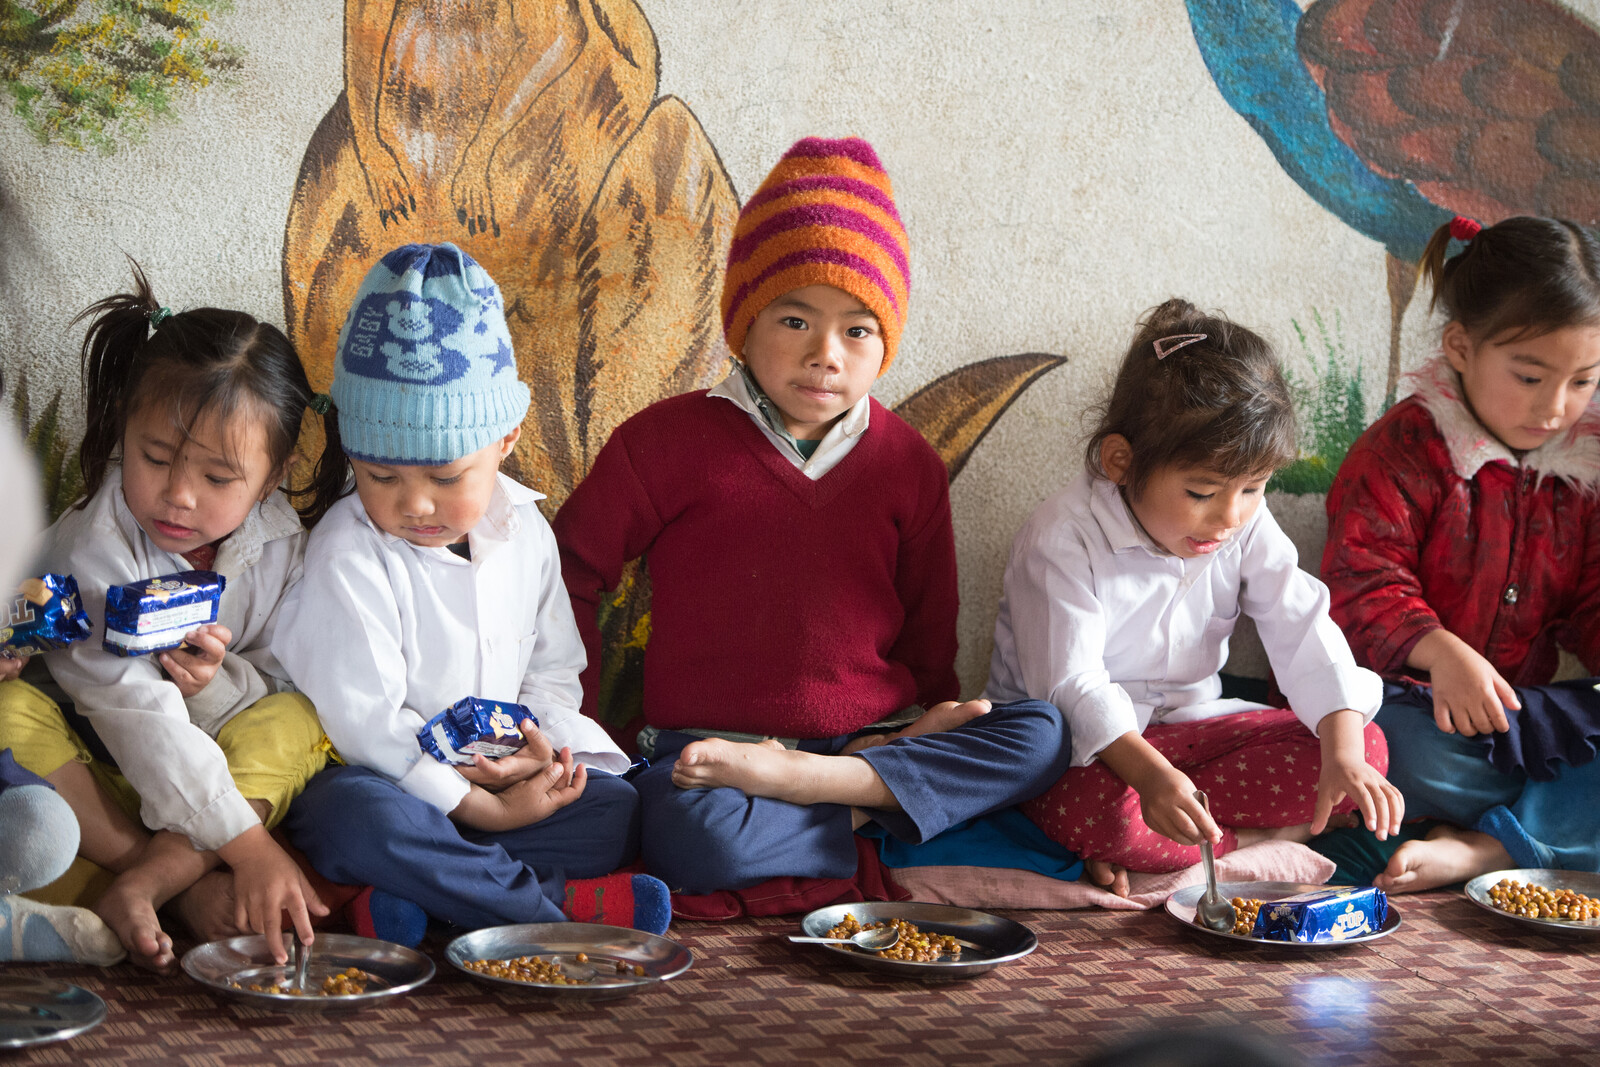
{"left": 74, "top": 259, "right": 315, "bottom": 513}
{"left": 1086, "top": 298, "right": 1297, "bottom": 495}
{"left": 297, "top": 406, "right": 353, "bottom": 527}
{"left": 1419, "top": 216, "right": 1600, "bottom": 341}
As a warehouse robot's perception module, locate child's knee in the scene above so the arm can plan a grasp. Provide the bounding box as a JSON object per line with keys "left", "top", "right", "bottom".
{"left": 218, "top": 693, "right": 332, "bottom": 825}
{"left": 0, "top": 681, "right": 88, "bottom": 778}
{"left": 0, "top": 785, "right": 79, "bottom": 894}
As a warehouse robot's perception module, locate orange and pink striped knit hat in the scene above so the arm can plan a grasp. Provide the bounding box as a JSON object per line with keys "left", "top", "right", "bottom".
{"left": 721, "top": 136, "right": 910, "bottom": 376}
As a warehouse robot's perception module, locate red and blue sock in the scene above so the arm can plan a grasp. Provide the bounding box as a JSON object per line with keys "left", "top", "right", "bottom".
{"left": 343, "top": 886, "right": 428, "bottom": 947}
{"left": 563, "top": 873, "right": 671, "bottom": 935}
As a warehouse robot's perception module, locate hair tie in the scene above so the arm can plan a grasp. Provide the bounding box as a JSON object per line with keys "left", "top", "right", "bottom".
{"left": 148, "top": 307, "right": 172, "bottom": 329}
{"left": 1449, "top": 216, "right": 1482, "bottom": 242}
{"left": 1152, "top": 333, "right": 1207, "bottom": 360}
{"left": 308, "top": 393, "right": 332, "bottom": 415}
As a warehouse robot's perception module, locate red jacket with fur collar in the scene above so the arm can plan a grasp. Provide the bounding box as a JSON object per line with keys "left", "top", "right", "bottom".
{"left": 1322, "top": 356, "right": 1600, "bottom": 684}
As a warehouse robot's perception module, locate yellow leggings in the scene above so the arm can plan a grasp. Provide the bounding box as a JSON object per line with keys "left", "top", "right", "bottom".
{"left": 0, "top": 679, "right": 329, "bottom": 907}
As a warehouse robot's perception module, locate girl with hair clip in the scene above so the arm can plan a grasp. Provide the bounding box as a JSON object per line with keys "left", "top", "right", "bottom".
{"left": 0, "top": 263, "right": 335, "bottom": 972}
{"left": 1324, "top": 216, "right": 1600, "bottom": 892}
{"left": 987, "top": 300, "right": 1403, "bottom": 896}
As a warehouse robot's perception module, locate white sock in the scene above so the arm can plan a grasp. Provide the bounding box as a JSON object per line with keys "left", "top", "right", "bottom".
{"left": 0, "top": 894, "right": 126, "bottom": 966}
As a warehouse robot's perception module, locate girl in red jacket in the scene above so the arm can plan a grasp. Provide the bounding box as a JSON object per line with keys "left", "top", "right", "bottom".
{"left": 1323, "top": 216, "right": 1600, "bottom": 893}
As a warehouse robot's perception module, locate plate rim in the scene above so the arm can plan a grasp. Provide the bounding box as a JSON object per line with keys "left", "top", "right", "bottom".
{"left": 1163, "top": 881, "right": 1401, "bottom": 947}
{"left": 795, "top": 900, "right": 1039, "bottom": 973}
{"left": 443, "top": 921, "right": 695, "bottom": 991}
{"left": 180, "top": 931, "right": 436, "bottom": 1007}
{"left": 0, "top": 977, "right": 107, "bottom": 1050}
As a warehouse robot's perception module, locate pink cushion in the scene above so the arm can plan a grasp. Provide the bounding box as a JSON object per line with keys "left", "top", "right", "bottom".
{"left": 889, "top": 840, "right": 1336, "bottom": 911}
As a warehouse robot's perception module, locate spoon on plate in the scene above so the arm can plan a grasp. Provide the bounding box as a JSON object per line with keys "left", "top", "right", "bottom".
{"left": 1193, "top": 790, "right": 1237, "bottom": 933}
{"left": 788, "top": 926, "right": 902, "bottom": 951}
{"left": 292, "top": 937, "right": 312, "bottom": 992}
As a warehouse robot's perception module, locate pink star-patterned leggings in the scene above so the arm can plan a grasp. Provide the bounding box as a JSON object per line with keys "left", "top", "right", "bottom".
{"left": 1019, "top": 708, "right": 1389, "bottom": 873}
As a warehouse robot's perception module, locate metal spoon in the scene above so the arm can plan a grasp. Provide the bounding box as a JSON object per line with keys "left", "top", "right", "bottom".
{"left": 1193, "top": 789, "right": 1237, "bottom": 933}
{"left": 788, "top": 926, "right": 902, "bottom": 952}
{"left": 292, "top": 938, "right": 312, "bottom": 993}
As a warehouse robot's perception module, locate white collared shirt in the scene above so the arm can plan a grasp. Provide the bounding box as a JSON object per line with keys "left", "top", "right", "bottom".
{"left": 273, "top": 473, "right": 627, "bottom": 816}
{"left": 707, "top": 364, "right": 870, "bottom": 480}
{"left": 42, "top": 478, "right": 306, "bottom": 851}
{"left": 985, "top": 471, "right": 1381, "bottom": 767}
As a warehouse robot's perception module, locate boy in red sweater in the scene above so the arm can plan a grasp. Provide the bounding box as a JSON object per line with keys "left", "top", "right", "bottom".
{"left": 554, "top": 137, "right": 1070, "bottom": 892}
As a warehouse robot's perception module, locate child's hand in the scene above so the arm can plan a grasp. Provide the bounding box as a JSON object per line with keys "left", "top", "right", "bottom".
{"left": 458, "top": 719, "right": 554, "bottom": 792}
{"left": 452, "top": 748, "right": 587, "bottom": 832}
{"left": 214, "top": 824, "right": 329, "bottom": 964}
{"left": 159, "top": 623, "right": 233, "bottom": 698}
{"left": 1097, "top": 731, "right": 1220, "bottom": 846}
{"left": 0, "top": 655, "right": 23, "bottom": 682}
{"left": 1313, "top": 708, "right": 1403, "bottom": 839}
{"left": 1135, "top": 767, "right": 1221, "bottom": 846}
{"left": 1418, "top": 634, "right": 1517, "bottom": 737}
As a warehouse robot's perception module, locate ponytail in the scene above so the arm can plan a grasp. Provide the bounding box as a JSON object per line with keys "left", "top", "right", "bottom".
{"left": 294, "top": 405, "right": 353, "bottom": 527}
{"left": 1419, "top": 215, "right": 1600, "bottom": 341}
{"left": 68, "top": 257, "right": 320, "bottom": 514}
{"left": 74, "top": 260, "right": 163, "bottom": 508}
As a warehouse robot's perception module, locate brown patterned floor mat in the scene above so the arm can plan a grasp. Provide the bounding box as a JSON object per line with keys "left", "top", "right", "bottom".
{"left": 5, "top": 891, "right": 1599, "bottom": 1066}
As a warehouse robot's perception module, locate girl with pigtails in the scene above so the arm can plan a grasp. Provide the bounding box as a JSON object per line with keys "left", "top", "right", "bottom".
{"left": 0, "top": 263, "right": 332, "bottom": 971}
{"left": 1324, "top": 216, "right": 1600, "bottom": 892}
{"left": 986, "top": 299, "right": 1403, "bottom": 896}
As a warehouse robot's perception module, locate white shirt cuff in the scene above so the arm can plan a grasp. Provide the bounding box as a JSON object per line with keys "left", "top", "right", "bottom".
{"left": 1065, "top": 687, "right": 1142, "bottom": 768}
{"left": 1288, "top": 663, "right": 1385, "bottom": 736}
{"left": 178, "top": 789, "right": 262, "bottom": 853}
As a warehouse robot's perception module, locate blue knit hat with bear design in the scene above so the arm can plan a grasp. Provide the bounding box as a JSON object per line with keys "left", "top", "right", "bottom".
{"left": 330, "top": 243, "right": 529, "bottom": 465}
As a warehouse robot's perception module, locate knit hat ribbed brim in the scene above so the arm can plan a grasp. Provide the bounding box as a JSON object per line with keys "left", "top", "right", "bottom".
{"left": 330, "top": 243, "right": 529, "bottom": 465}
{"left": 721, "top": 137, "right": 910, "bottom": 376}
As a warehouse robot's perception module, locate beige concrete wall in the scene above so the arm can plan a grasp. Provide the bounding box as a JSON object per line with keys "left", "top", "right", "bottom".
{"left": 4, "top": 0, "right": 1597, "bottom": 700}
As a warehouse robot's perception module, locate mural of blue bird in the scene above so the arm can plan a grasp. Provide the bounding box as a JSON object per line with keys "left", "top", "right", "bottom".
{"left": 1184, "top": 0, "right": 1600, "bottom": 401}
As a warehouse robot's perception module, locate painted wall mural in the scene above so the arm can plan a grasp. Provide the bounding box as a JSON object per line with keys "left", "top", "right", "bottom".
{"left": 1188, "top": 0, "right": 1600, "bottom": 467}
{"left": 1, "top": 0, "right": 240, "bottom": 153}
{"left": 282, "top": 0, "right": 1062, "bottom": 725}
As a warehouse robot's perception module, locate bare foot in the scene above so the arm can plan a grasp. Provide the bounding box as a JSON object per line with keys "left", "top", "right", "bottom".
{"left": 94, "top": 873, "right": 176, "bottom": 972}
{"left": 673, "top": 738, "right": 897, "bottom": 809}
{"left": 1234, "top": 823, "right": 1314, "bottom": 848}
{"left": 673, "top": 738, "right": 804, "bottom": 796}
{"left": 1374, "top": 826, "right": 1511, "bottom": 895}
{"left": 1082, "top": 858, "right": 1130, "bottom": 897}
{"left": 841, "top": 699, "right": 993, "bottom": 755}
{"left": 169, "top": 869, "right": 240, "bottom": 944}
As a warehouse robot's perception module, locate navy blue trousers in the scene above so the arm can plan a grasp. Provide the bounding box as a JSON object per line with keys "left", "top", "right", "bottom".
{"left": 637, "top": 699, "right": 1072, "bottom": 893}
{"left": 284, "top": 764, "right": 641, "bottom": 928}
{"left": 1378, "top": 688, "right": 1600, "bottom": 872}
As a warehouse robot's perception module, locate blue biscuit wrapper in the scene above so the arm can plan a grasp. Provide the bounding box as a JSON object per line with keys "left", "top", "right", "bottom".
{"left": 1, "top": 575, "right": 94, "bottom": 659}
{"left": 1251, "top": 886, "right": 1388, "bottom": 942}
{"left": 102, "top": 570, "right": 225, "bottom": 657}
{"left": 418, "top": 697, "right": 540, "bottom": 766}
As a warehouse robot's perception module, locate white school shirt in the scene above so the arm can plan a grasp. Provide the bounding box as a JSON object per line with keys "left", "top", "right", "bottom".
{"left": 707, "top": 364, "right": 870, "bottom": 480}
{"left": 273, "top": 473, "right": 628, "bottom": 816}
{"left": 984, "top": 472, "right": 1381, "bottom": 767}
{"left": 41, "top": 478, "right": 306, "bottom": 851}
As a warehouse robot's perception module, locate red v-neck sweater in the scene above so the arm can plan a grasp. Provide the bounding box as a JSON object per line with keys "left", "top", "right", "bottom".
{"left": 554, "top": 391, "right": 960, "bottom": 739}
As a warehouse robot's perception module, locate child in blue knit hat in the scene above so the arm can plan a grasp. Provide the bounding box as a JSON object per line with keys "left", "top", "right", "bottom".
{"left": 276, "top": 243, "right": 670, "bottom": 937}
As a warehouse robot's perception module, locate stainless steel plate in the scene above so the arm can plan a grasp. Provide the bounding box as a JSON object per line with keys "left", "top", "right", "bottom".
{"left": 446, "top": 923, "right": 692, "bottom": 1001}
{"left": 0, "top": 977, "right": 106, "bottom": 1049}
{"left": 1463, "top": 868, "right": 1600, "bottom": 937}
{"left": 797, "top": 901, "right": 1037, "bottom": 979}
{"left": 1165, "top": 881, "right": 1401, "bottom": 947}
{"left": 182, "top": 933, "right": 434, "bottom": 1010}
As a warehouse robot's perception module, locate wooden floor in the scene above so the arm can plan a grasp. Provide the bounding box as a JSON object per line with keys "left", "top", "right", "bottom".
{"left": 5, "top": 890, "right": 1599, "bottom": 1066}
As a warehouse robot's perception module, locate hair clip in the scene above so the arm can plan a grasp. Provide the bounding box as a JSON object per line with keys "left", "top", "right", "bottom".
{"left": 148, "top": 307, "right": 172, "bottom": 329}
{"left": 308, "top": 393, "right": 332, "bottom": 415}
{"left": 1449, "top": 216, "right": 1482, "bottom": 242}
{"left": 1152, "top": 333, "right": 1207, "bottom": 360}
